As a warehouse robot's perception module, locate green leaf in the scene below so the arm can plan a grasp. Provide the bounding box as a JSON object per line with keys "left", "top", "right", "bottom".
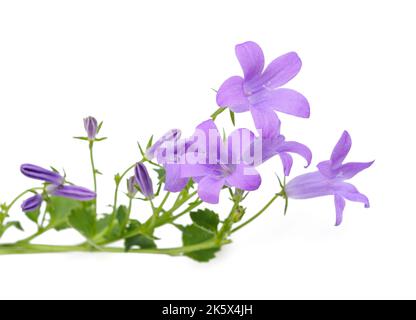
{"left": 116, "top": 205, "right": 129, "bottom": 230}
{"left": 68, "top": 206, "right": 96, "bottom": 239}
{"left": 25, "top": 208, "right": 41, "bottom": 224}
{"left": 146, "top": 135, "right": 154, "bottom": 149}
{"left": 182, "top": 225, "right": 219, "bottom": 262}
{"left": 190, "top": 209, "right": 220, "bottom": 233}
{"left": 47, "top": 196, "right": 82, "bottom": 229}
{"left": 154, "top": 167, "right": 166, "bottom": 185}
{"left": 124, "top": 221, "right": 156, "bottom": 251}
{"left": 229, "top": 110, "right": 236, "bottom": 126}
{"left": 73, "top": 136, "right": 89, "bottom": 141}
{"left": 137, "top": 141, "right": 146, "bottom": 157}
{"left": 5, "top": 221, "right": 24, "bottom": 232}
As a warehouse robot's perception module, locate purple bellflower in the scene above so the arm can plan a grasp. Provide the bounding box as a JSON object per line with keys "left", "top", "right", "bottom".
{"left": 84, "top": 116, "right": 98, "bottom": 140}
{"left": 20, "top": 164, "right": 96, "bottom": 202}
{"left": 251, "top": 115, "right": 312, "bottom": 176}
{"left": 285, "top": 131, "right": 374, "bottom": 226}
{"left": 216, "top": 41, "right": 310, "bottom": 132}
{"left": 179, "top": 120, "right": 261, "bottom": 204}
{"left": 21, "top": 194, "right": 43, "bottom": 212}
{"left": 135, "top": 163, "right": 154, "bottom": 199}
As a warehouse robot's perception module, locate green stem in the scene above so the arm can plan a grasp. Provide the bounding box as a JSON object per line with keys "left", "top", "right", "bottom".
{"left": 89, "top": 141, "right": 97, "bottom": 193}
{"left": 0, "top": 240, "right": 231, "bottom": 256}
{"left": 210, "top": 107, "right": 226, "bottom": 121}
{"left": 231, "top": 193, "right": 281, "bottom": 234}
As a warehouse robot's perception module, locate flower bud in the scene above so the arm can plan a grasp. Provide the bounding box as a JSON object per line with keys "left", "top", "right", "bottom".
{"left": 134, "top": 163, "right": 154, "bottom": 199}
{"left": 127, "top": 176, "right": 138, "bottom": 198}
{"left": 21, "top": 194, "right": 43, "bottom": 212}
{"left": 83, "top": 116, "right": 98, "bottom": 140}
{"left": 48, "top": 185, "right": 96, "bottom": 201}
{"left": 20, "top": 164, "right": 64, "bottom": 185}
{"left": 146, "top": 129, "right": 181, "bottom": 159}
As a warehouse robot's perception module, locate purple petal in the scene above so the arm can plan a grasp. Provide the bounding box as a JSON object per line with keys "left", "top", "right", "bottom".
{"left": 21, "top": 194, "right": 43, "bottom": 212}
{"left": 197, "top": 176, "right": 225, "bottom": 204}
{"left": 235, "top": 41, "right": 264, "bottom": 80}
{"left": 49, "top": 185, "right": 96, "bottom": 201}
{"left": 276, "top": 141, "right": 312, "bottom": 168}
{"left": 338, "top": 161, "right": 375, "bottom": 180}
{"left": 20, "top": 164, "right": 63, "bottom": 185}
{"left": 279, "top": 153, "right": 293, "bottom": 176}
{"left": 331, "top": 131, "right": 352, "bottom": 168}
{"left": 225, "top": 164, "right": 261, "bottom": 191}
{"left": 335, "top": 182, "right": 370, "bottom": 208}
{"left": 260, "top": 51, "right": 302, "bottom": 89}
{"left": 146, "top": 129, "right": 181, "bottom": 160}
{"left": 251, "top": 88, "right": 310, "bottom": 118}
{"left": 334, "top": 194, "right": 346, "bottom": 226}
{"left": 317, "top": 160, "right": 337, "bottom": 178}
{"left": 190, "top": 120, "right": 222, "bottom": 163}
{"left": 285, "top": 172, "right": 332, "bottom": 199}
{"left": 179, "top": 163, "right": 220, "bottom": 178}
{"left": 227, "top": 128, "right": 255, "bottom": 164}
{"left": 216, "top": 76, "right": 250, "bottom": 113}
{"left": 250, "top": 106, "right": 281, "bottom": 139}
{"left": 164, "top": 163, "right": 189, "bottom": 193}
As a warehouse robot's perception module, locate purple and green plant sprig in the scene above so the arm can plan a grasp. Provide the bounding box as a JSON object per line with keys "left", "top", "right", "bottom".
{"left": 0, "top": 41, "right": 373, "bottom": 261}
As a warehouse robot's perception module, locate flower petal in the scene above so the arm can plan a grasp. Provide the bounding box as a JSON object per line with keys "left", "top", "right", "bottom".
{"left": 331, "top": 131, "right": 352, "bottom": 168}
{"left": 276, "top": 141, "right": 312, "bottom": 168}
{"left": 338, "top": 161, "right": 375, "bottom": 179}
{"left": 252, "top": 88, "right": 310, "bottom": 118}
{"left": 226, "top": 164, "right": 261, "bottom": 191}
{"left": 285, "top": 172, "right": 332, "bottom": 199}
{"left": 190, "top": 120, "right": 222, "bottom": 163}
{"left": 197, "top": 176, "right": 225, "bottom": 204}
{"left": 216, "top": 76, "right": 250, "bottom": 113}
{"left": 227, "top": 128, "right": 255, "bottom": 164}
{"left": 279, "top": 152, "right": 293, "bottom": 176}
{"left": 235, "top": 41, "right": 264, "bottom": 80}
{"left": 317, "top": 160, "right": 337, "bottom": 178}
{"left": 164, "top": 164, "right": 189, "bottom": 193}
{"left": 261, "top": 52, "right": 302, "bottom": 89}
{"left": 179, "top": 163, "right": 220, "bottom": 178}
{"left": 334, "top": 182, "right": 370, "bottom": 208}
{"left": 250, "top": 106, "right": 281, "bottom": 139}
{"left": 20, "top": 164, "right": 63, "bottom": 185}
{"left": 334, "top": 194, "right": 346, "bottom": 226}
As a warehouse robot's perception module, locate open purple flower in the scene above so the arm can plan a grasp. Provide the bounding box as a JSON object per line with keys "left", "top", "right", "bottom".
{"left": 179, "top": 120, "right": 261, "bottom": 204}
{"left": 21, "top": 194, "right": 43, "bottom": 212}
{"left": 285, "top": 131, "right": 374, "bottom": 226}
{"left": 249, "top": 114, "right": 312, "bottom": 176}
{"left": 20, "top": 164, "right": 96, "bottom": 202}
{"left": 216, "top": 41, "right": 310, "bottom": 132}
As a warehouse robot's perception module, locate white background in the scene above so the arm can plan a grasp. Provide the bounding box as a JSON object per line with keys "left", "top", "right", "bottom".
{"left": 0, "top": 0, "right": 415, "bottom": 299}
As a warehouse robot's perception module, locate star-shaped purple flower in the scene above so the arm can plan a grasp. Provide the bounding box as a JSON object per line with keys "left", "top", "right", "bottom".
{"left": 179, "top": 120, "right": 261, "bottom": 204}
{"left": 285, "top": 131, "right": 374, "bottom": 226}
{"left": 216, "top": 41, "right": 310, "bottom": 132}
{"left": 250, "top": 114, "right": 312, "bottom": 176}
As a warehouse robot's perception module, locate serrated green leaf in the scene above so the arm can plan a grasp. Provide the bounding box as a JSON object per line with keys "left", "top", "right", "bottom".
{"left": 190, "top": 209, "right": 220, "bottom": 233}
{"left": 68, "top": 206, "right": 96, "bottom": 239}
{"left": 124, "top": 221, "right": 156, "bottom": 251}
{"left": 117, "top": 205, "right": 129, "bottom": 230}
{"left": 47, "top": 196, "right": 82, "bottom": 228}
{"left": 182, "top": 225, "right": 219, "bottom": 262}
